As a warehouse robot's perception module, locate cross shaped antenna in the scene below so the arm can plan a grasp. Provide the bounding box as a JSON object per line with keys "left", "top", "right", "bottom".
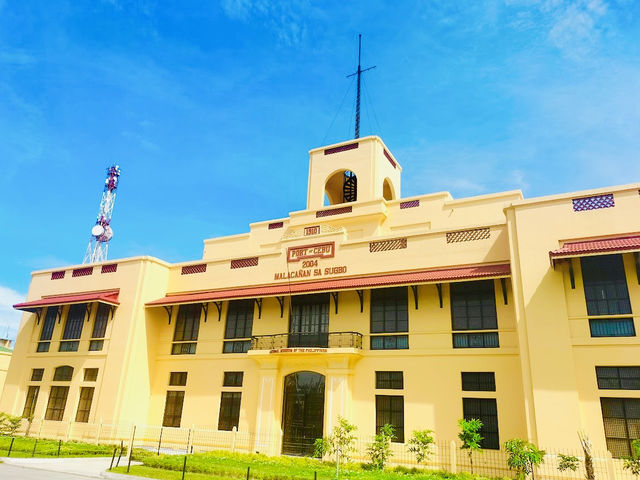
{"left": 347, "top": 34, "right": 376, "bottom": 139}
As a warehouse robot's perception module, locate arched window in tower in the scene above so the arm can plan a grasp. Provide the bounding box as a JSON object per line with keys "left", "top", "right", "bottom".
{"left": 324, "top": 170, "right": 358, "bottom": 206}
{"left": 383, "top": 178, "right": 395, "bottom": 201}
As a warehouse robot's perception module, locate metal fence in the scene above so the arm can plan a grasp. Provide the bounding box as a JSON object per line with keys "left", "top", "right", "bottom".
{"left": 9, "top": 419, "right": 639, "bottom": 480}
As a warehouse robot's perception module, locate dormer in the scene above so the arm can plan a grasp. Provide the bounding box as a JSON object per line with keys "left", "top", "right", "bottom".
{"left": 306, "top": 136, "right": 402, "bottom": 210}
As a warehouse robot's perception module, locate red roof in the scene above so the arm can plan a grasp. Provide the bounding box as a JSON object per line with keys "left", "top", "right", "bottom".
{"left": 550, "top": 234, "right": 640, "bottom": 260}
{"left": 146, "top": 263, "right": 510, "bottom": 307}
{"left": 14, "top": 289, "right": 120, "bottom": 312}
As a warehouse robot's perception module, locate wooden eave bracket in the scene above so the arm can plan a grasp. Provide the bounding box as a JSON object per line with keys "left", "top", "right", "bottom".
{"left": 356, "top": 290, "right": 364, "bottom": 313}
{"left": 84, "top": 303, "right": 93, "bottom": 323}
{"left": 410, "top": 285, "right": 418, "bottom": 310}
{"left": 200, "top": 302, "right": 209, "bottom": 323}
{"left": 635, "top": 252, "right": 640, "bottom": 285}
{"left": 213, "top": 302, "right": 223, "bottom": 322}
{"left": 162, "top": 305, "right": 174, "bottom": 325}
{"left": 276, "top": 296, "right": 285, "bottom": 318}
{"left": 254, "top": 298, "right": 263, "bottom": 319}
{"left": 500, "top": 278, "right": 508, "bottom": 305}
{"left": 436, "top": 283, "right": 443, "bottom": 308}
{"left": 330, "top": 292, "right": 339, "bottom": 314}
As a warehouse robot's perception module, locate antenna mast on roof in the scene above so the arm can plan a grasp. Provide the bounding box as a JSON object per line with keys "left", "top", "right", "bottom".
{"left": 347, "top": 34, "right": 376, "bottom": 139}
{"left": 83, "top": 164, "right": 121, "bottom": 264}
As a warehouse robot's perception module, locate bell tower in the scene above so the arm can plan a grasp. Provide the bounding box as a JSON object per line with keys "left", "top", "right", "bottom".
{"left": 306, "top": 136, "right": 402, "bottom": 210}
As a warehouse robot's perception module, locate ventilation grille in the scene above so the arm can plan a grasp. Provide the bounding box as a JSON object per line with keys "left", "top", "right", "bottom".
{"left": 384, "top": 149, "right": 396, "bottom": 168}
{"left": 316, "top": 206, "right": 352, "bottom": 218}
{"left": 268, "top": 221, "right": 284, "bottom": 229}
{"left": 101, "top": 264, "right": 118, "bottom": 274}
{"left": 72, "top": 267, "right": 93, "bottom": 277}
{"left": 400, "top": 200, "right": 420, "bottom": 209}
{"left": 446, "top": 228, "right": 491, "bottom": 243}
{"left": 370, "top": 238, "right": 407, "bottom": 253}
{"left": 51, "top": 271, "right": 65, "bottom": 280}
{"left": 181, "top": 264, "right": 207, "bottom": 275}
{"left": 572, "top": 194, "right": 615, "bottom": 212}
{"left": 231, "top": 257, "right": 259, "bottom": 269}
{"left": 324, "top": 143, "right": 358, "bottom": 155}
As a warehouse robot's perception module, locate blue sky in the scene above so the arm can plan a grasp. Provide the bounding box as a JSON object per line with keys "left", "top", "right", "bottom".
{"left": 1, "top": 0, "right": 639, "bottom": 339}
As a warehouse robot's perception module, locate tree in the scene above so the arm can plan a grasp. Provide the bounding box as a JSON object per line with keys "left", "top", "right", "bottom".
{"left": 313, "top": 417, "right": 358, "bottom": 479}
{"left": 623, "top": 439, "right": 640, "bottom": 477}
{"left": 0, "top": 412, "right": 23, "bottom": 436}
{"left": 557, "top": 454, "right": 579, "bottom": 472}
{"left": 407, "top": 429, "right": 435, "bottom": 464}
{"left": 578, "top": 431, "right": 595, "bottom": 480}
{"left": 458, "top": 418, "right": 483, "bottom": 474}
{"left": 504, "top": 439, "right": 545, "bottom": 480}
{"left": 367, "top": 424, "right": 395, "bottom": 470}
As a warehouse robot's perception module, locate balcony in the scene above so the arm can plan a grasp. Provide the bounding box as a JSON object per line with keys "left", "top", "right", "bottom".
{"left": 250, "top": 332, "right": 363, "bottom": 350}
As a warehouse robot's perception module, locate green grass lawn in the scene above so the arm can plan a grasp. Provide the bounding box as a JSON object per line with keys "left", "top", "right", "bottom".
{"left": 0, "top": 435, "right": 119, "bottom": 457}
{"left": 110, "top": 449, "right": 502, "bottom": 480}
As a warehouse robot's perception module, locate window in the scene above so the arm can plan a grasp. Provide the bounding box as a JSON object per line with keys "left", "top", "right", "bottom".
{"left": 453, "top": 332, "right": 499, "bottom": 348}
{"left": 45, "top": 386, "right": 69, "bottom": 421}
{"left": 172, "top": 304, "right": 200, "bottom": 355}
{"left": 89, "top": 340, "right": 104, "bottom": 351}
{"left": 218, "top": 392, "right": 241, "bottom": 431}
{"left": 162, "top": 391, "right": 185, "bottom": 427}
{"left": 59, "top": 341, "right": 79, "bottom": 352}
{"left": 371, "top": 335, "right": 409, "bottom": 350}
{"left": 462, "top": 372, "right": 496, "bottom": 391}
{"left": 223, "top": 300, "right": 253, "bottom": 353}
{"left": 581, "top": 255, "right": 632, "bottom": 316}
{"left": 589, "top": 318, "right": 635, "bottom": 337}
{"left": 601, "top": 398, "right": 640, "bottom": 458}
{"left": 223, "top": 372, "right": 244, "bottom": 387}
{"left": 169, "top": 372, "right": 188, "bottom": 386}
{"left": 53, "top": 366, "right": 73, "bottom": 381}
{"left": 289, "top": 294, "right": 330, "bottom": 347}
{"left": 451, "top": 280, "right": 497, "bottom": 330}
{"left": 75, "top": 387, "right": 94, "bottom": 423}
{"left": 31, "top": 368, "right": 44, "bottom": 381}
{"left": 596, "top": 367, "right": 640, "bottom": 390}
{"left": 376, "top": 372, "right": 404, "bottom": 389}
{"left": 22, "top": 386, "right": 40, "bottom": 418}
{"left": 38, "top": 306, "right": 58, "bottom": 352}
{"left": 375, "top": 395, "right": 404, "bottom": 443}
{"left": 463, "top": 398, "right": 499, "bottom": 449}
{"left": 371, "top": 287, "right": 408, "bottom": 333}
{"left": 84, "top": 368, "right": 98, "bottom": 382}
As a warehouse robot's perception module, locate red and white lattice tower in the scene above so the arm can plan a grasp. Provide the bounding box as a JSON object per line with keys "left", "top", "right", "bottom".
{"left": 83, "top": 164, "right": 121, "bottom": 264}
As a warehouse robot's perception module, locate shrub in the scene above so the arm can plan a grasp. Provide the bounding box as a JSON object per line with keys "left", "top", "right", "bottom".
{"left": 407, "top": 429, "right": 435, "bottom": 464}
{"left": 458, "top": 418, "right": 483, "bottom": 474}
{"left": 623, "top": 439, "right": 640, "bottom": 476}
{"left": 313, "top": 417, "right": 357, "bottom": 479}
{"left": 0, "top": 412, "right": 22, "bottom": 436}
{"left": 557, "top": 454, "right": 579, "bottom": 472}
{"left": 367, "top": 424, "right": 395, "bottom": 470}
{"left": 504, "top": 438, "right": 545, "bottom": 480}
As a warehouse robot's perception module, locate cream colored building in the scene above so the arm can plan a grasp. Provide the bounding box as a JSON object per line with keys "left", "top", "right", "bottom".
{"left": 2, "top": 136, "right": 640, "bottom": 458}
{"left": 0, "top": 339, "right": 12, "bottom": 399}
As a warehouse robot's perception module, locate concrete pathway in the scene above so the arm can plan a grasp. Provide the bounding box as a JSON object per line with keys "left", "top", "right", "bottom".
{"left": 0, "top": 456, "right": 143, "bottom": 479}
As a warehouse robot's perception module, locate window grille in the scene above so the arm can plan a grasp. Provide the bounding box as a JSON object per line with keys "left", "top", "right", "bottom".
{"left": 581, "top": 255, "right": 632, "bottom": 316}
{"left": 223, "top": 372, "right": 244, "bottom": 387}
{"left": 84, "top": 368, "right": 98, "bottom": 382}
{"left": 169, "top": 372, "right": 188, "bottom": 386}
{"left": 172, "top": 304, "right": 200, "bottom": 355}
{"left": 376, "top": 372, "right": 404, "bottom": 389}
{"left": 218, "top": 392, "right": 242, "bottom": 431}
{"left": 223, "top": 340, "right": 250, "bottom": 353}
{"left": 223, "top": 300, "right": 253, "bottom": 353}
{"left": 92, "top": 304, "right": 109, "bottom": 339}
{"left": 596, "top": 367, "right": 640, "bottom": 390}
{"left": 289, "top": 294, "right": 329, "bottom": 347}
{"left": 462, "top": 372, "right": 496, "bottom": 391}
{"left": 601, "top": 397, "right": 640, "bottom": 457}
{"left": 589, "top": 318, "right": 635, "bottom": 337}
{"left": 22, "top": 386, "right": 39, "bottom": 418}
{"left": 31, "top": 368, "right": 44, "bottom": 382}
{"left": 463, "top": 398, "right": 499, "bottom": 449}
{"left": 62, "top": 304, "right": 85, "bottom": 340}
{"left": 75, "top": 387, "right": 94, "bottom": 423}
{"left": 370, "top": 335, "right": 409, "bottom": 350}
{"left": 162, "top": 391, "right": 184, "bottom": 428}
{"left": 53, "top": 366, "right": 73, "bottom": 381}
{"left": 453, "top": 332, "right": 499, "bottom": 348}
{"left": 375, "top": 395, "right": 404, "bottom": 443}
{"left": 45, "top": 386, "right": 69, "bottom": 421}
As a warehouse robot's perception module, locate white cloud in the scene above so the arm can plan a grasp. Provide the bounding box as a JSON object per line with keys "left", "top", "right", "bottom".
{"left": 0, "top": 285, "right": 25, "bottom": 344}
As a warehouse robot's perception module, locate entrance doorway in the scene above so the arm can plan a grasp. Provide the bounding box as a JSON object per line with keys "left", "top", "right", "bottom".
{"left": 282, "top": 371, "right": 325, "bottom": 456}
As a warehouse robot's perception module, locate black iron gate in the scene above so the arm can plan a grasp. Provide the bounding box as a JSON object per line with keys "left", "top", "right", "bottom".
{"left": 281, "top": 372, "right": 325, "bottom": 456}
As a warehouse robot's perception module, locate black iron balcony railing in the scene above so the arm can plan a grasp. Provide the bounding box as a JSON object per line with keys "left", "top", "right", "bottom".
{"left": 250, "top": 332, "right": 363, "bottom": 350}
